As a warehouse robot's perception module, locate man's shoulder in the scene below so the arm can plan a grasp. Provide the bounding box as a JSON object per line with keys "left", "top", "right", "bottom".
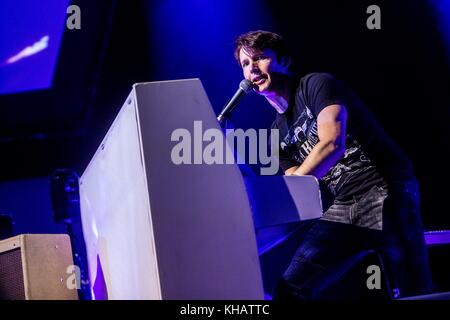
{"left": 293, "top": 73, "right": 339, "bottom": 107}
{"left": 296, "top": 73, "right": 340, "bottom": 100}
{"left": 299, "top": 72, "right": 338, "bottom": 86}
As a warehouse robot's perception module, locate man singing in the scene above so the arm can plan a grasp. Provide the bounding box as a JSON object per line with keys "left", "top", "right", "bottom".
{"left": 234, "top": 30, "right": 433, "bottom": 299}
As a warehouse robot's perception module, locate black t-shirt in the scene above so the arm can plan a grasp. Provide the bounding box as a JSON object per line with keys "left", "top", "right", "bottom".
{"left": 272, "top": 73, "right": 415, "bottom": 200}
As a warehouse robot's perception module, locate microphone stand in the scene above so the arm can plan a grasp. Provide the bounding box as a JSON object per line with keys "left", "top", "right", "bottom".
{"left": 219, "top": 113, "right": 257, "bottom": 178}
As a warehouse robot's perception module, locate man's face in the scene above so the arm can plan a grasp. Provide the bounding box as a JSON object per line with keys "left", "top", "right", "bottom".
{"left": 239, "top": 47, "right": 289, "bottom": 95}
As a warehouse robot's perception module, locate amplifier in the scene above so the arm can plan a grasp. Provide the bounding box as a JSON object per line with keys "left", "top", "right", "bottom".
{"left": 0, "top": 234, "right": 78, "bottom": 300}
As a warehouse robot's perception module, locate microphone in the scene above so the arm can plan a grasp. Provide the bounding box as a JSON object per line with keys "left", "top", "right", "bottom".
{"left": 217, "top": 79, "right": 254, "bottom": 123}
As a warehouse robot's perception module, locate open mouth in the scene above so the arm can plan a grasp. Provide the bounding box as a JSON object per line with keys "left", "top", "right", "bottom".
{"left": 252, "top": 76, "right": 266, "bottom": 86}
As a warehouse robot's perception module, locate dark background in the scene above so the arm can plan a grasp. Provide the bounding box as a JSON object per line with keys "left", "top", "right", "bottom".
{"left": 0, "top": 0, "right": 449, "bottom": 231}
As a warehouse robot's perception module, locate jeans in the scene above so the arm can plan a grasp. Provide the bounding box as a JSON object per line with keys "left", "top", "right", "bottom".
{"left": 272, "top": 180, "right": 434, "bottom": 300}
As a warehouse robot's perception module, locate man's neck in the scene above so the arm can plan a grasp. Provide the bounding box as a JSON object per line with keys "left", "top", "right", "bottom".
{"left": 264, "top": 76, "right": 296, "bottom": 114}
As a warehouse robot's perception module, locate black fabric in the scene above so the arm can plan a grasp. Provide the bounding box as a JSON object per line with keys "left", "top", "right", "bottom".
{"left": 272, "top": 73, "right": 414, "bottom": 200}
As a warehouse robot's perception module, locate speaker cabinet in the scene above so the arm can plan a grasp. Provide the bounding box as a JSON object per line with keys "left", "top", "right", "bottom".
{"left": 0, "top": 234, "right": 78, "bottom": 300}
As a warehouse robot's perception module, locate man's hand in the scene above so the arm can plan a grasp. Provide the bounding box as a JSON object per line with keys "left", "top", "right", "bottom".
{"left": 285, "top": 104, "right": 347, "bottom": 179}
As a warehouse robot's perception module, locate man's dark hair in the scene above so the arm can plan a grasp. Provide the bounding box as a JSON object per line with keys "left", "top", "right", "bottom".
{"left": 234, "top": 30, "right": 290, "bottom": 67}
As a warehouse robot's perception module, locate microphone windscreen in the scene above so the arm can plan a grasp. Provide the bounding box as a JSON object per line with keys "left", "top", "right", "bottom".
{"left": 239, "top": 79, "right": 254, "bottom": 93}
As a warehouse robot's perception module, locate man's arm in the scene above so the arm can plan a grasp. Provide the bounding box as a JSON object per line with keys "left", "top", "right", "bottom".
{"left": 285, "top": 104, "right": 347, "bottom": 179}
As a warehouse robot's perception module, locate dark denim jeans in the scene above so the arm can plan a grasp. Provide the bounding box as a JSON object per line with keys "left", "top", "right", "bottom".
{"left": 272, "top": 180, "right": 434, "bottom": 300}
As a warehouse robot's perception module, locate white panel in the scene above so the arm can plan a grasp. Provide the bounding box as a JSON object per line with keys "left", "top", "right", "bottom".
{"left": 80, "top": 92, "right": 161, "bottom": 299}
{"left": 244, "top": 176, "right": 323, "bottom": 229}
